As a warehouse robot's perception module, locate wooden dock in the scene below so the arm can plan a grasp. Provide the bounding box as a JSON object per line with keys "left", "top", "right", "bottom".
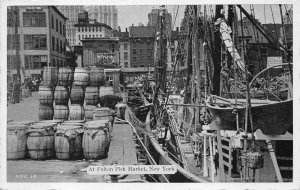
{"left": 7, "top": 119, "right": 142, "bottom": 183}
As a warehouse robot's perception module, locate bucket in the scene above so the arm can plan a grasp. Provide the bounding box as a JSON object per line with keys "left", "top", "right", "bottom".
{"left": 85, "top": 87, "right": 99, "bottom": 105}
{"left": 54, "top": 125, "right": 83, "bottom": 160}
{"left": 38, "top": 86, "right": 54, "bottom": 105}
{"left": 70, "top": 86, "right": 85, "bottom": 105}
{"left": 73, "top": 67, "right": 89, "bottom": 86}
{"left": 43, "top": 66, "right": 58, "bottom": 87}
{"left": 38, "top": 104, "right": 53, "bottom": 121}
{"left": 54, "top": 105, "right": 69, "bottom": 120}
{"left": 7, "top": 124, "right": 28, "bottom": 160}
{"left": 54, "top": 86, "right": 69, "bottom": 105}
{"left": 27, "top": 123, "right": 56, "bottom": 160}
{"left": 82, "top": 123, "right": 109, "bottom": 159}
{"left": 69, "top": 104, "right": 84, "bottom": 120}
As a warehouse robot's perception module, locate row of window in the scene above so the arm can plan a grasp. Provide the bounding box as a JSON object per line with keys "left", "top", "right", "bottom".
{"left": 78, "top": 26, "right": 102, "bottom": 32}
{"left": 51, "top": 15, "right": 66, "bottom": 36}
{"left": 23, "top": 12, "right": 46, "bottom": 27}
{"left": 132, "top": 48, "right": 152, "bottom": 55}
{"left": 51, "top": 36, "right": 65, "bottom": 54}
{"left": 132, "top": 56, "right": 151, "bottom": 62}
{"left": 78, "top": 34, "right": 102, "bottom": 40}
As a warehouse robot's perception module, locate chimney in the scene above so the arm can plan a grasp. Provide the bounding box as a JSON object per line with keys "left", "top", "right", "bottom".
{"left": 125, "top": 28, "right": 128, "bottom": 33}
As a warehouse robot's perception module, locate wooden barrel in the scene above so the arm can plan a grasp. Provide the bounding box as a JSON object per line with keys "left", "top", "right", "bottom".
{"left": 85, "top": 87, "right": 99, "bottom": 105}
{"left": 115, "top": 102, "right": 127, "bottom": 120}
{"left": 73, "top": 67, "right": 89, "bottom": 86}
{"left": 70, "top": 86, "right": 85, "bottom": 105}
{"left": 7, "top": 124, "right": 28, "bottom": 160}
{"left": 84, "top": 105, "right": 97, "bottom": 121}
{"left": 55, "top": 125, "right": 83, "bottom": 160}
{"left": 54, "top": 86, "right": 69, "bottom": 105}
{"left": 89, "top": 67, "right": 105, "bottom": 86}
{"left": 82, "top": 123, "right": 109, "bottom": 159}
{"left": 86, "top": 120, "right": 111, "bottom": 144}
{"left": 58, "top": 67, "right": 74, "bottom": 86}
{"left": 38, "top": 104, "right": 53, "bottom": 121}
{"left": 54, "top": 105, "right": 69, "bottom": 120}
{"left": 27, "top": 123, "right": 56, "bottom": 160}
{"left": 99, "top": 86, "right": 114, "bottom": 98}
{"left": 64, "top": 120, "right": 85, "bottom": 123}
{"left": 38, "top": 86, "right": 54, "bottom": 105}
{"left": 93, "top": 107, "right": 113, "bottom": 122}
{"left": 69, "top": 104, "right": 84, "bottom": 120}
{"left": 43, "top": 66, "right": 58, "bottom": 87}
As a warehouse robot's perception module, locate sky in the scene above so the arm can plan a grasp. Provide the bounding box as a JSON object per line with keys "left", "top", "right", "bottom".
{"left": 117, "top": 4, "right": 293, "bottom": 31}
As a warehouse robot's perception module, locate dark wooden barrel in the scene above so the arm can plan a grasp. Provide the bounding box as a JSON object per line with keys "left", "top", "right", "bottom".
{"left": 43, "top": 66, "right": 58, "bottom": 87}
{"left": 69, "top": 104, "right": 84, "bottom": 120}
{"left": 84, "top": 105, "right": 97, "bottom": 121}
{"left": 82, "top": 123, "right": 109, "bottom": 159}
{"left": 54, "top": 86, "right": 69, "bottom": 105}
{"left": 54, "top": 105, "right": 69, "bottom": 120}
{"left": 89, "top": 67, "right": 105, "bottom": 86}
{"left": 38, "top": 86, "right": 54, "bottom": 105}
{"left": 74, "top": 67, "right": 89, "bottom": 86}
{"left": 38, "top": 104, "right": 53, "bottom": 121}
{"left": 85, "top": 87, "right": 99, "bottom": 105}
{"left": 27, "top": 123, "right": 56, "bottom": 160}
{"left": 58, "top": 67, "right": 73, "bottom": 86}
{"left": 7, "top": 124, "right": 28, "bottom": 160}
{"left": 54, "top": 125, "right": 83, "bottom": 160}
{"left": 70, "top": 86, "right": 85, "bottom": 105}
{"left": 86, "top": 120, "right": 111, "bottom": 153}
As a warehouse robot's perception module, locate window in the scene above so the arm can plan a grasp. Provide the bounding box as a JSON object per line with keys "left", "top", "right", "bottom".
{"left": 85, "top": 27, "right": 87, "bottom": 32}
{"left": 133, "top": 49, "right": 136, "bottom": 54}
{"left": 7, "top": 55, "right": 20, "bottom": 69}
{"left": 124, "top": 43, "right": 128, "bottom": 50}
{"left": 56, "top": 38, "right": 59, "bottom": 52}
{"left": 99, "top": 27, "right": 101, "bottom": 32}
{"left": 93, "top": 34, "right": 94, "bottom": 37}
{"left": 140, "top": 49, "right": 143, "bottom": 55}
{"left": 89, "top": 35, "right": 91, "bottom": 37}
{"left": 78, "top": 35, "right": 80, "bottom": 40}
{"left": 63, "top": 25, "right": 65, "bottom": 36}
{"left": 56, "top": 19, "right": 58, "bottom": 32}
{"left": 124, "top": 62, "right": 128, "bottom": 68}
{"left": 78, "top": 27, "right": 80, "bottom": 32}
{"left": 96, "top": 27, "right": 98, "bottom": 32}
{"left": 124, "top": 52, "right": 128, "bottom": 60}
{"left": 60, "top": 40, "right": 62, "bottom": 53}
{"left": 25, "top": 55, "right": 47, "bottom": 69}
{"left": 60, "top": 21, "right": 62, "bottom": 34}
{"left": 7, "top": 8, "right": 19, "bottom": 27}
{"left": 89, "top": 27, "right": 91, "bottom": 32}
{"left": 7, "top": 34, "right": 20, "bottom": 50}
{"left": 52, "top": 36, "right": 55, "bottom": 51}
{"left": 82, "top": 35, "right": 84, "bottom": 39}
{"left": 92, "top": 27, "right": 94, "bottom": 32}
{"left": 147, "top": 48, "right": 151, "bottom": 54}
{"left": 24, "top": 35, "right": 47, "bottom": 50}
{"left": 133, "top": 57, "right": 137, "bottom": 62}
{"left": 23, "top": 12, "right": 46, "bottom": 27}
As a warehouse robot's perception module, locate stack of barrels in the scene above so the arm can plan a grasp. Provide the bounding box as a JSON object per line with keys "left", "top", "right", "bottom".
{"left": 39, "top": 67, "right": 57, "bottom": 120}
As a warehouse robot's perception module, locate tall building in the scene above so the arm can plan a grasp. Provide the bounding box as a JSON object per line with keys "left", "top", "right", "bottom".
{"left": 129, "top": 26, "right": 155, "bottom": 68}
{"left": 147, "top": 8, "right": 172, "bottom": 35}
{"left": 85, "top": 6, "right": 118, "bottom": 30}
{"left": 7, "top": 6, "right": 67, "bottom": 80}
{"left": 118, "top": 28, "right": 130, "bottom": 68}
{"left": 57, "top": 6, "right": 84, "bottom": 46}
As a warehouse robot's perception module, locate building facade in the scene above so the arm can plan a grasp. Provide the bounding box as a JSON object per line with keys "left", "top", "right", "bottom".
{"left": 129, "top": 26, "right": 155, "bottom": 68}
{"left": 118, "top": 29, "right": 130, "bottom": 68}
{"left": 148, "top": 8, "right": 172, "bottom": 35}
{"left": 7, "top": 6, "right": 67, "bottom": 80}
{"left": 85, "top": 6, "right": 118, "bottom": 30}
{"left": 74, "top": 12, "right": 113, "bottom": 46}
{"left": 57, "top": 6, "right": 84, "bottom": 47}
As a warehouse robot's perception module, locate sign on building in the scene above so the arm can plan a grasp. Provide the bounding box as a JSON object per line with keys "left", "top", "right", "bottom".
{"left": 267, "top": 57, "right": 282, "bottom": 68}
{"left": 96, "top": 52, "right": 116, "bottom": 64}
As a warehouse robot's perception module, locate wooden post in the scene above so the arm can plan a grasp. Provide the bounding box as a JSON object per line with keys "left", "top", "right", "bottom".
{"left": 203, "top": 135, "right": 208, "bottom": 176}
{"left": 266, "top": 140, "right": 283, "bottom": 182}
{"left": 209, "top": 136, "right": 215, "bottom": 182}
{"left": 216, "top": 128, "right": 225, "bottom": 182}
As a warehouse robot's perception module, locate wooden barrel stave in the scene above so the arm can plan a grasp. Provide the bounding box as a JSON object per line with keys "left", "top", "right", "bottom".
{"left": 70, "top": 86, "right": 85, "bottom": 105}
{"left": 85, "top": 87, "right": 99, "bottom": 105}
{"left": 38, "top": 86, "right": 54, "bottom": 105}
{"left": 54, "top": 86, "right": 69, "bottom": 105}
{"left": 69, "top": 104, "right": 84, "bottom": 120}
{"left": 54, "top": 105, "right": 69, "bottom": 120}
{"left": 74, "top": 67, "right": 89, "bottom": 86}
{"left": 38, "top": 104, "right": 53, "bottom": 121}
{"left": 7, "top": 125, "right": 28, "bottom": 160}
{"left": 89, "top": 67, "right": 105, "bottom": 87}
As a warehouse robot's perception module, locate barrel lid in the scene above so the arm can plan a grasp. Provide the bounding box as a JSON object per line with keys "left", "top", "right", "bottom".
{"left": 39, "top": 119, "right": 63, "bottom": 123}
{"left": 95, "top": 107, "right": 111, "bottom": 111}
{"left": 84, "top": 123, "right": 108, "bottom": 130}
{"left": 7, "top": 124, "right": 28, "bottom": 131}
{"left": 29, "top": 123, "right": 56, "bottom": 129}
{"left": 64, "top": 120, "right": 85, "bottom": 123}
{"left": 61, "top": 122, "right": 84, "bottom": 126}
{"left": 57, "top": 124, "right": 82, "bottom": 130}
{"left": 7, "top": 121, "right": 36, "bottom": 125}
{"left": 86, "top": 120, "right": 109, "bottom": 125}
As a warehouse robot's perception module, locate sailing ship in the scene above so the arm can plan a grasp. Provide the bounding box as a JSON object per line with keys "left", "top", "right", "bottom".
{"left": 125, "top": 4, "right": 293, "bottom": 183}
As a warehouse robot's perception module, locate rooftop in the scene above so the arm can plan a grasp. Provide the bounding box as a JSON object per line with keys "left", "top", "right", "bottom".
{"left": 74, "top": 22, "right": 112, "bottom": 30}
{"left": 129, "top": 26, "right": 155, "bottom": 38}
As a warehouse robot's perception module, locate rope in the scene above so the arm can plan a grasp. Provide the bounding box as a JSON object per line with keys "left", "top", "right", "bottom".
{"left": 270, "top": 5, "right": 279, "bottom": 42}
